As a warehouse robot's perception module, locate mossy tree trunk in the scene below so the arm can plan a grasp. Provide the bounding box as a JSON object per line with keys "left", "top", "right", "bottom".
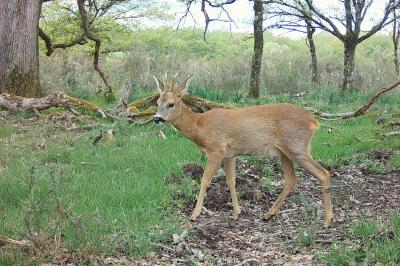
{"left": 249, "top": 0, "right": 264, "bottom": 99}
{"left": 342, "top": 41, "right": 357, "bottom": 91}
{"left": 0, "top": 0, "right": 42, "bottom": 97}
{"left": 306, "top": 19, "right": 319, "bottom": 84}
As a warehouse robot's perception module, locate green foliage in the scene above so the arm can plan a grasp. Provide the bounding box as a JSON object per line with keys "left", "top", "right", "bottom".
{"left": 320, "top": 214, "right": 400, "bottom": 265}
{"left": 0, "top": 120, "right": 200, "bottom": 259}
{"left": 351, "top": 219, "right": 378, "bottom": 239}
{"left": 296, "top": 228, "right": 316, "bottom": 247}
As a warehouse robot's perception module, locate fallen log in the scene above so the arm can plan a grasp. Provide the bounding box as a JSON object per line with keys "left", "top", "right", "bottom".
{"left": 307, "top": 80, "right": 400, "bottom": 119}
{"left": 0, "top": 91, "right": 234, "bottom": 121}
{"left": 127, "top": 94, "right": 235, "bottom": 116}
{"left": 0, "top": 91, "right": 111, "bottom": 118}
{"left": 2, "top": 79, "right": 397, "bottom": 122}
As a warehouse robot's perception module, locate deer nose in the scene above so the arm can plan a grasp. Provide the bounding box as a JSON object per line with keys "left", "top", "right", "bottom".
{"left": 153, "top": 116, "right": 165, "bottom": 124}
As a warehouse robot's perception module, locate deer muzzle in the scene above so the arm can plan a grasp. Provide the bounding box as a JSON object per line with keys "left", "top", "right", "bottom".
{"left": 153, "top": 116, "right": 166, "bottom": 124}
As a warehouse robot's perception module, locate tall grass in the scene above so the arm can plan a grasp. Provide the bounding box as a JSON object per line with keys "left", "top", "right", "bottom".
{"left": 39, "top": 28, "right": 399, "bottom": 97}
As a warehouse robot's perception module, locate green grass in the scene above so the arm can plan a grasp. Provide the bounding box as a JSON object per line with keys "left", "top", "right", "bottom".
{"left": 0, "top": 87, "right": 399, "bottom": 263}
{"left": 320, "top": 214, "right": 400, "bottom": 265}
{"left": 0, "top": 120, "right": 201, "bottom": 261}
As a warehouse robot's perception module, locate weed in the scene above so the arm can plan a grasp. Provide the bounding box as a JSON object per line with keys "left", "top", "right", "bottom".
{"left": 351, "top": 218, "right": 378, "bottom": 239}
{"left": 296, "top": 228, "right": 316, "bottom": 247}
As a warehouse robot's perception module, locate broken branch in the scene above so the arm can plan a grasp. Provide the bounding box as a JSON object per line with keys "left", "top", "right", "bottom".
{"left": 308, "top": 80, "right": 400, "bottom": 119}
{"left": 0, "top": 92, "right": 111, "bottom": 118}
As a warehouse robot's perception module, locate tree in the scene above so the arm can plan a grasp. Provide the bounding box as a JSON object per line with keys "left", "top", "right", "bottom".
{"left": 305, "top": 17, "right": 319, "bottom": 83}
{"left": 266, "top": 0, "right": 319, "bottom": 84}
{"left": 249, "top": 0, "right": 264, "bottom": 98}
{"left": 271, "top": 0, "right": 400, "bottom": 90}
{"left": 0, "top": 1, "right": 42, "bottom": 97}
{"left": 0, "top": 0, "right": 166, "bottom": 97}
{"left": 392, "top": 8, "right": 400, "bottom": 76}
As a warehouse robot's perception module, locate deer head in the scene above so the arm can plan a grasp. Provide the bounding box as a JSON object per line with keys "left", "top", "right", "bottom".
{"left": 153, "top": 75, "right": 192, "bottom": 124}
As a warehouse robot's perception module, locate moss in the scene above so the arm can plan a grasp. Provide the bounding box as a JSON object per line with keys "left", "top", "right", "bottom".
{"left": 4, "top": 67, "right": 42, "bottom": 97}
{"left": 128, "top": 95, "right": 159, "bottom": 110}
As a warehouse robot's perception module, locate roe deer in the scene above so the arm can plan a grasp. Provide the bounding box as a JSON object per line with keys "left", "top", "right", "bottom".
{"left": 153, "top": 75, "right": 333, "bottom": 227}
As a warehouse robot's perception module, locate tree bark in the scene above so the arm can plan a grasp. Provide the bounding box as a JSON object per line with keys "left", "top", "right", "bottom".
{"left": 394, "top": 44, "right": 399, "bottom": 76}
{"left": 249, "top": 0, "right": 264, "bottom": 99}
{"left": 392, "top": 12, "right": 400, "bottom": 77}
{"left": 0, "top": 0, "right": 42, "bottom": 97}
{"left": 342, "top": 42, "right": 357, "bottom": 90}
{"left": 306, "top": 20, "right": 319, "bottom": 84}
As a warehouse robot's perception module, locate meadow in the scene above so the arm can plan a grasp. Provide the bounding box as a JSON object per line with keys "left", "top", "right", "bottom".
{"left": 1, "top": 29, "right": 400, "bottom": 264}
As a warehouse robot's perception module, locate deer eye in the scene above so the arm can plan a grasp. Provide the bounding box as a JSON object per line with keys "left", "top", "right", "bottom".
{"left": 167, "top": 103, "right": 175, "bottom": 108}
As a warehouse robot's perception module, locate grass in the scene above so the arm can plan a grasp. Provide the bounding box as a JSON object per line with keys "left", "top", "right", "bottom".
{"left": 319, "top": 213, "right": 400, "bottom": 265}
{"left": 0, "top": 119, "right": 202, "bottom": 263}
{"left": 0, "top": 86, "right": 399, "bottom": 264}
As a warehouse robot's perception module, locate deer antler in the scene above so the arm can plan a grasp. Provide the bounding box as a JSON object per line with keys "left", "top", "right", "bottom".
{"left": 172, "top": 71, "right": 179, "bottom": 87}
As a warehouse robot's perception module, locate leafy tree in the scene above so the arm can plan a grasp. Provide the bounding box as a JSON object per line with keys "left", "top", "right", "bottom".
{"left": 270, "top": 0, "right": 400, "bottom": 90}
{"left": 0, "top": 0, "right": 168, "bottom": 97}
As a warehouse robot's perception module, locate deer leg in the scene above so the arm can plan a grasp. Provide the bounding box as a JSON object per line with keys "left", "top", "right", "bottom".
{"left": 296, "top": 153, "right": 334, "bottom": 227}
{"left": 191, "top": 154, "right": 222, "bottom": 221}
{"left": 223, "top": 157, "right": 241, "bottom": 220}
{"left": 264, "top": 153, "right": 297, "bottom": 220}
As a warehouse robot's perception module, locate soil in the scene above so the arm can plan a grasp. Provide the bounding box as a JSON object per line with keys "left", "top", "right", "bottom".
{"left": 147, "top": 150, "right": 400, "bottom": 265}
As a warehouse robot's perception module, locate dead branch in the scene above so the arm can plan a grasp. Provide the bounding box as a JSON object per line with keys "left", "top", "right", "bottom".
{"left": 77, "top": 0, "right": 113, "bottom": 93}
{"left": 92, "top": 130, "right": 103, "bottom": 145}
{"left": 308, "top": 80, "right": 400, "bottom": 119}
{"left": 383, "top": 131, "right": 400, "bottom": 137}
{"left": 109, "top": 80, "right": 131, "bottom": 116}
{"left": 0, "top": 235, "right": 33, "bottom": 247}
{"left": 0, "top": 92, "right": 110, "bottom": 118}
{"left": 126, "top": 93, "right": 235, "bottom": 117}
{"left": 0, "top": 91, "right": 234, "bottom": 122}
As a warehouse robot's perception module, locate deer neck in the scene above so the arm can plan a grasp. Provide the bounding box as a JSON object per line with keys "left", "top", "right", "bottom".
{"left": 169, "top": 103, "right": 200, "bottom": 139}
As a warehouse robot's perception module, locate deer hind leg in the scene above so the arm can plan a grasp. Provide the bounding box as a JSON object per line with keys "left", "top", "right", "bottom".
{"left": 191, "top": 153, "right": 222, "bottom": 221}
{"left": 264, "top": 152, "right": 298, "bottom": 221}
{"left": 295, "top": 152, "right": 334, "bottom": 227}
{"left": 223, "top": 157, "right": 241, "bottom": 220}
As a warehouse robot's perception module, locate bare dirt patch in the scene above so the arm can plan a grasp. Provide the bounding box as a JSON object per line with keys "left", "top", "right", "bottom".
{"left": 150, "top": 153, "right": 400, "bottom": 265}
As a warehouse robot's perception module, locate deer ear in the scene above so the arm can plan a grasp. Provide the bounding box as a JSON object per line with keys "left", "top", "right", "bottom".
{"left": 176, "top": 74, "right": 193, "bottom": 94}
{"left": 153, "top": 75, "right": 165, "bottom": 92}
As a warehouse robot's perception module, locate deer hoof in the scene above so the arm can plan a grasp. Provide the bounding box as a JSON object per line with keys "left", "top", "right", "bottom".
{"left": 263, "top": 212, "right": 275, "bottom": 221}
{"left": 190, "top": 211, "right": 200, "bottom": 221}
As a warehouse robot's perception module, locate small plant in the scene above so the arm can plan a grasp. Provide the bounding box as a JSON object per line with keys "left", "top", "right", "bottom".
{"left": 299, "top": 193, "right": 319, "bottom": 222}
{"left": 351, "top": 218, "right": 378, "bottom": 239}
{"left": 391, "top": 212, "right": 400, "bottom": 239}
{"left": 296, "top": 228, "right": 316, "bottom": 247}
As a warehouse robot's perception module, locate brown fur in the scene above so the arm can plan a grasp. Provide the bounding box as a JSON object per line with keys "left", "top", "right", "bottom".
{"left": 153, "top": 76, "right": 333, "bottom": 227}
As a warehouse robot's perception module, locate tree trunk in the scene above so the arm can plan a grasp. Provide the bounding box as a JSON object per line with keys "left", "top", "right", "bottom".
{"left": 249, "top": 0, "right": 264, "bottom": 99}
{"left": 306, "top": 21, "right": 319, "bottom": 84}
{"left": 392, "top": 11, "right": 400, "bottom": 77}
{"left": 0, "top": 0, "right": 42, "bottom": 97}
{"left": 394, "top": 45, "right": 399, "bottom": 77}
{"left": 342, "top": 42, "right": 357, "bottom": 90}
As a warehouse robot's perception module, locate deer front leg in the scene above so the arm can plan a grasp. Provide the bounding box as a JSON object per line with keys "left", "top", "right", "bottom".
{"left": 191, "top": 154, "right": 222, "bottom": 221}
{"left": 223, "top": 157, "right": 241, "bottom": 220}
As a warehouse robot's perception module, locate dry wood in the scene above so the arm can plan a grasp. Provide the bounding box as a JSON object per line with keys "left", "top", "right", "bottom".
{"left": 0, "top": 91, "right": 109, "bottom": 118}
{"left": 308, "top": 79, "right": 400, "bottom": 119}
{"left": 109, "top": 81, "right": 131, "bottom": 116}
{"left": 0, "top": 90, "right": 234, "bottom": 122}
{"left": 0, "top": 235, "right": 33, "bottom": 247}
{"left": 384, "top": 131, "right": 400, "bottom": 137}
{"left": 127, "top": 93, "right": 234, "bottom": 116}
